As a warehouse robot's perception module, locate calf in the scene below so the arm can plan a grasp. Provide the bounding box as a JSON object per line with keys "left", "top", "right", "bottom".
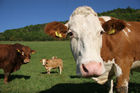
{"left": 40, "top": 57, "right": 63, "bottom": 74}
{"left": 0, "top": 43, "right": 35, "bottom": 83}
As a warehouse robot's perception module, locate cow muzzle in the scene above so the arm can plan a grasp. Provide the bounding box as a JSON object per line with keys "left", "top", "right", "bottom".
{"left": 80, "top": 61, "right": 105, "bottom": 77}
{"left": 24, "top": 59, "right": 30, "bottom": 64}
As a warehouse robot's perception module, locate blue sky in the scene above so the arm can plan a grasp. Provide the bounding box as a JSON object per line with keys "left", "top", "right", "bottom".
{"left": 0, "top": 0, "right": 140, "bottom": 32}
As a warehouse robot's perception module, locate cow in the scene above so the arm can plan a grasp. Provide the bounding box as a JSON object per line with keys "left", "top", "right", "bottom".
{"left": 44, "top": 6, "right": 140, "bottom": 93}
{"left": 40, "top": 57, "right": 63, "bottom": 74}
{"left": 0, "top": 43, "right": 35, "bottom": 84}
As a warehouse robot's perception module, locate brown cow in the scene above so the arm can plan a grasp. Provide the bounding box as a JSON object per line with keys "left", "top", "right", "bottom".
{"left": 0, "top": 43, "right": 35, "bottom": 83}
{"left": 40, "top": 57, "right": 63, "bottom": 74}
{"left": 44, "top": 6, "right": 140, "bottom": 93}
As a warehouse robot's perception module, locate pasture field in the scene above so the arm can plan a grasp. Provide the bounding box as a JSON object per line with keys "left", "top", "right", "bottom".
{"left": 0, "top": 41, "right": 140, "bottom": 93}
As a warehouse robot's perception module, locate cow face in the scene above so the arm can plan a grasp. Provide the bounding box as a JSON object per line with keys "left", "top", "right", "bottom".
{"left": 40, "top": 59, "right": 47, "bottom": 65}
{"left": 17, "top": 46, "right": 35, "bottom": 64}
{"left": 22, "top": 46, "right": 35, "bottom": 63}
{"left": 67, "top": 6, "right": 105, "bottom": 77}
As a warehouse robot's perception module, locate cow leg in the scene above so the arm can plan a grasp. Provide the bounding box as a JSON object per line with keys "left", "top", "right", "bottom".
{"left": 104, "top": 79, "right": 114, "bottom": 93}
{"left": 115, "top": 57, "right": 133, "bottom": 93}
{"left": 47, "top": 68, "right": 51, "bottom": 74}
{"left": 107, "top": 65, "right": 115, "bottom": 93}
{"left": 116, "top": 66, "right": 130, "bottom": 93}
{"left": 59, "top": 66, "right": 62, "bottom": 74}
{"left": 116, "top": 76, "right": 129, "bottom": 93}
{"left": 109, "top": 80, "right": 114, "bottom": 93}
{"left": 45, "top": 67, "right": 50, "bottom": 74}
{"left": 4, "top": 72, "right": 10, "bottom": 84}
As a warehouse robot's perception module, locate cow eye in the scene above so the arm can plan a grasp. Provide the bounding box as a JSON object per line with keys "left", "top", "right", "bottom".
{"left": 100, "top": 30, "right": 104, "bottom": 34}
{"left": 67, "top": 32, "right": 73, "bottom": 37}
{"left": 67, "top": 31, "right": 74, "bottom": 38}
{"left": 67, "top": 29, "right": 79, "bottom": 39}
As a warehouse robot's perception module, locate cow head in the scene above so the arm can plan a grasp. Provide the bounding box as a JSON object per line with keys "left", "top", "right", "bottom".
{"left": 15, "top": 43, "right": 35, "bottom": 64}
{"left": 21, "top": 46, "right": 35, "bottom": 63}
{"left": 40, "top": 58, "right": 52, "bottom": 66}
{"left": 40, "top": 59, "right": 47, "bottom": 65}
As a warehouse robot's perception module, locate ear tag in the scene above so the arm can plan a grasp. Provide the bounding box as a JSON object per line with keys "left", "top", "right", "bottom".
{"left": 17, "top": 49, "right": 21, "bottom": 53}
{"left": 55, "top": 32, "right": 62, "bottom": 38}
{"left": 59, "top": 33, "right": 62, "bottom": 38}
{"left": 108, "top": 29, "right": 115, "bottom": 35}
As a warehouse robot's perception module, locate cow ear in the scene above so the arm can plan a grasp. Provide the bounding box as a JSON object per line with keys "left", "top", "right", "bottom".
{"left": 31, "top": 50, "right": 36, "bottom": 54}
{"left": 52, "top": 56, "right": 57, "bottom": 59}
{"left": 102, "top": 19, "right": 126, "bottom": 35}
{"left": 46, "top": 59, "right": 49, "bottom": 62}
{"left": 44, "top": 21, "right": 68, "bottom": 38}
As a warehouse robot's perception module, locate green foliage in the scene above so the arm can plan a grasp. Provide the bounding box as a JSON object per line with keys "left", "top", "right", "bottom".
{"left": 99, "top": 7, "right": 140, "bottom": 21}
{"left": 1, "top": 24, "right": 55, "bottom": 41}
{"left": 0, "top": 7, "right": 140, "bottom": 41}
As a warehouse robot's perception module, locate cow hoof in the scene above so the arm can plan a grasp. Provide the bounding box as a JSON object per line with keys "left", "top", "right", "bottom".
{"left": 4, "top": 81, "right": 8, "bottom": 84}
{"left": 116, "top": 86, "right": 128, "bottom": 93}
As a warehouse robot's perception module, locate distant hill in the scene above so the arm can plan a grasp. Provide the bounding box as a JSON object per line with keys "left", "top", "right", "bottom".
{"left": 98, "top": 7, "right": 140, "bottom": 21}
{"left": 0, "top": 7, "right": 140, "bottom": 41}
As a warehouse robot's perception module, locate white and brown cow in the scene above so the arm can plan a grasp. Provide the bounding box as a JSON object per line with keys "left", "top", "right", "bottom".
{"left": 44, "top": 6, "right": 140, "bottom": 93}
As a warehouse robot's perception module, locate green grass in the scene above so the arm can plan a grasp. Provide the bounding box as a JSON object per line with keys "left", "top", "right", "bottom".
{"left": 0, "top": 41, "right": 140, "bottom": 93}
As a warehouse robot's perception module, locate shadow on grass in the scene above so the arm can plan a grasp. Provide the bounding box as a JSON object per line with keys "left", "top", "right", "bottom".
{"left": 39, "top": 82, "right": 140, "bottom": 93}
{"left": 41, "top": 71, "right": 58, "bottom": 74}
{"left": 70, "top": 75, "right": 93, "bottom": 79}
{"left": 39, "top": 82, "right": 110, "bottom": 93}
{"left": 128, "top": 82, "right": 140, "bottom": 93}
{"left": 0, "top": 74, "right": 30, "bottom": 82}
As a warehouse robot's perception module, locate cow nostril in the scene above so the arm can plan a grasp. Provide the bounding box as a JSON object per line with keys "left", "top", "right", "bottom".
{"left": 82, "top": 64, "right": 88, "bottom": 73}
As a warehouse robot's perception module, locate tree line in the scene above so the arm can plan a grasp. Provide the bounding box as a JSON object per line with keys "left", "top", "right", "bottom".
{"left": 0, "top": 7, "right": 140, "bottom": 41}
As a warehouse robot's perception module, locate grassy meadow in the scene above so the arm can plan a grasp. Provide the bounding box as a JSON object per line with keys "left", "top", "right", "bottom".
{"left": 0, "top": 41, "right": 140, "bottom": 93}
